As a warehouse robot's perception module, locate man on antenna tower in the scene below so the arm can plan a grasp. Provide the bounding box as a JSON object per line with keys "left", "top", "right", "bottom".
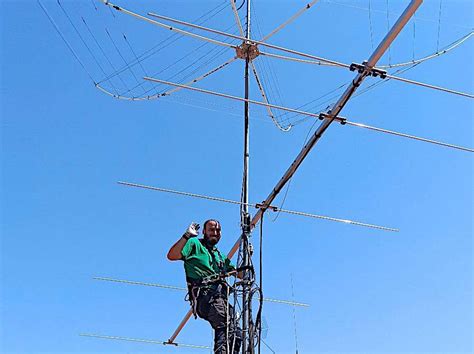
{"left": 167, "top": 220, "right": 242, "bottom": 353}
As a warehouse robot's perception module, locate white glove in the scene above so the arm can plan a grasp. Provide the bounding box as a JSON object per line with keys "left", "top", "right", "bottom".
{"left": 183, "top": 222, "right": 200, "bottom": 239}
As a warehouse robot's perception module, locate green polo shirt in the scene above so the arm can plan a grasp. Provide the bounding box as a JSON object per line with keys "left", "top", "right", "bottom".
{"left": 181, "top": 237, "right": 234, "bottom": 281}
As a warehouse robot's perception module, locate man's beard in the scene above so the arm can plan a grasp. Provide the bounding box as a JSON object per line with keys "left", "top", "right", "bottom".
{"left": 204, "top": 235, "right": 219, "bottom": 246}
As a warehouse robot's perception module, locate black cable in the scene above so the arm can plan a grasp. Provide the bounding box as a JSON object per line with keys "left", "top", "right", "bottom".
{"left": 236, "top": 0, "right": 246, "bottom": 11}
{"left": 256, "top": 212, "right": 264, "bottom": 354}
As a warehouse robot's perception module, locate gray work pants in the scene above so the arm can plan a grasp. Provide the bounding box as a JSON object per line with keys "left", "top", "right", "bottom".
{"left": 196, "top": 286, "right": 242, "bottom": 354}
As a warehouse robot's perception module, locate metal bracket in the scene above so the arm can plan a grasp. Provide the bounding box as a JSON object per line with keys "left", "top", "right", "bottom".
{"left": 164, "top": 340, "right": 178, "bottom": 346}
{"left": 255, "top": 202, "right": 278, "bottom": 212}
{"left": 349, "top": 61, "right": 387, "bottom": 79}
{"left": 318, "top": 113, "right": 347, "bottom": 125}
{"left": 236, "top": 42, "right": 260, "bottom": 60}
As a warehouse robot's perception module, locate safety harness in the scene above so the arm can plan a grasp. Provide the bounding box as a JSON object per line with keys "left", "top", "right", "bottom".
{"left": 186, "top": 239, "right": 229, "bottom": 318}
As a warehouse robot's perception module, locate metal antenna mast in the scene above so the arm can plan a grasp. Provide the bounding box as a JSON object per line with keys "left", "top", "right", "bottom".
{"left": 241, "top": 0, "right": 252, "bottom": 352}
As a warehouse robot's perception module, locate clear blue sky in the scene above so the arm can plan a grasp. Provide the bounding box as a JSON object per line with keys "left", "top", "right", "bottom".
{"left": 1, "top": 0, "right": 472, "bottom": 353}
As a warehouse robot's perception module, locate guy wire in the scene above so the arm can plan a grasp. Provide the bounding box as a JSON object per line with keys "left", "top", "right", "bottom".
{"left": 81, "top": 17, "right": 120, "bottom": 94}
{"left": 38, "top": 0, "right": 96, "bottom": 84}
{"left": 437, "top": 0, "right": 443, "bottom": 51}
{"left": 272, "top": 117, "right": 321, "bottom": 222}
{"left": 105, "top": 28, "right": 145, "bottom": 94}
{"left": 96, "top": 0, "right": 229, "bottom": 85}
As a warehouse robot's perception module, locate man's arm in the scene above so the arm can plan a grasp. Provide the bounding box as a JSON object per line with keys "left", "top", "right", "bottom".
{"left": 167, "top": 222, "right": 200, "bottom": 261}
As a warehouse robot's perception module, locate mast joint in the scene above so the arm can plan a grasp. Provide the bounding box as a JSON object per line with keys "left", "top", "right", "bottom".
{"left": 349, "top": 61, "right": 387, "bottom": 79}
{"left": 318, "top": 112, "right": 347, "bottom": 125}
{"left": 255, "top": 202, "right": 278, "bottom": 212}
{"left": 236, "top": 42, "right": 260, "bottom": 60}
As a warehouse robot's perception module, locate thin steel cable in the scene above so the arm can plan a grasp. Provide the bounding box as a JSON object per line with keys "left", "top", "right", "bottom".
{"left": 107, "top": 5, "right": 115, "bottom": 18}
{"left": 323, "top": 0, "right": 472, "bottom": 30}
{"left": 37, "top": 0, "right": 96, "bottom": 84}
{"left": 252, "top": 13, "right": 278, "bottom": 110}
{"left": 162, "top": 27, "right": 237, "bottom": 80}
{"left": 253, "top": 59, "right": 274, "bottom": 114}
{"left": 290, "top": 274, "right": 300, "bottom": 354}
{"left": 108, "top": 3, "right": 239, "bottom": 50}
{"left": 386, "top": 0, "right": 391, "bottom": 65}
{"left": 412, "top": 13, "right": 416, "bottom": 61}
{"left": 271, "top": 117, "right": 320, "bottom": 222}
{"left": 105, "top": 28, "right": 145, "bottom": 95}
{"left": 170, "top": 42, "right": 232, "bottom": 83}
{"left": 79, "top": 333, "right": 211, "bottom": 349}
{"left": 368, "top": 0, "right": 374, "bottom": 49}
{"left": 89, "top": 0, "right": 97, "bottom": 11}
{"left": 99, "top": 3, "right": 231, "bottom": 100}
{"left": 273, "top": 93, "right": 342, "bottom": 216}
{"left": 259, "top": 30, "right": 472, "bottom": 70}
{"left": 105, "top": 24, "right": 238, "bottom": 100}
{"left": 156, "top": 42, "right": 232, "bottom": 98}
{"left": 117, "top": 181, "right": 399, "bottom": 232}
{"left": 265, "top": 54, "right": 286, "bottom": 117}
{"left": 122, "top": 33, "right": 151, "bottom": 86}
{"left": 134, "top": 21, "right": 236, "bottom": 99}
{"left": 145, "top": 29, "right": 235, "bottom": 99}
{"left": 57, "top": 0, "right": 101, "bottom": 70}
{"left": 250, "top": 62, "right": 291, "bottom": 131}
{"left": 437, "top": 0, "right": 443, "bottom": 51}
{"left": 87, "top": 26, "right": 129, "bottom": 91}
{"left": 57, "top": 0, "right": 111, "bottom": 81}
{"left": 283, "top": 39, "right": 474, "bottom": 100}
{"left": 278, "top": 81, "right": 348, "bottom": 122}
{"left": 97, "top": 0, "right": 229, "bottom": 84}
{"left": 230, "top": 0, "right": 245, "bottom": 37}
{"left": 253, "top": 10, "right": 287, "bottom": 119}
{"left": 81, "top": 17, "right": 121, "bottom": 93}
{"left": 261, "top": 339, "right": 276, "bottom": 354}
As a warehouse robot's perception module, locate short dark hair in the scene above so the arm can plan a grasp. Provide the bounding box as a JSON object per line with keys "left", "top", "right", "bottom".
{"left": 203, "top": 219, "right": 220, "bottom": 231}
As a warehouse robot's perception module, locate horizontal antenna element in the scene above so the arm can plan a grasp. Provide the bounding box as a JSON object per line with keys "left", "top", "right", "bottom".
{"left": 93, "top": 276, "right": 311, "bottom": 307}
{"left": 145, "top": 77, "right": 473, "bottom": 153}
{"left": 117, "top": 181, "right": 399, "bottom": 232}
{"left": 80, "top": 333, "right": 210, "bottom": 349}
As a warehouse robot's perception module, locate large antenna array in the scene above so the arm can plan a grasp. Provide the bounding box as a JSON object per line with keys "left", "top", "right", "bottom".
{"left": 40, "top": 0, "right": 473, "bottom": 351}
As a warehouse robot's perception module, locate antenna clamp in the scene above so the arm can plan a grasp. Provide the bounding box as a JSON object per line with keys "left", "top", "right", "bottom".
{"left": 350, "top": 61, "right": 387, "bottom": 79}
{"left": 236, "top": 42, "right": 260, "bottom": 60}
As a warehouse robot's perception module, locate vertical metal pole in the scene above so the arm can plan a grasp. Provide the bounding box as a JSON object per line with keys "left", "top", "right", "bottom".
{"left": 241, "top": 0, "right": 252, "bottom": 352}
